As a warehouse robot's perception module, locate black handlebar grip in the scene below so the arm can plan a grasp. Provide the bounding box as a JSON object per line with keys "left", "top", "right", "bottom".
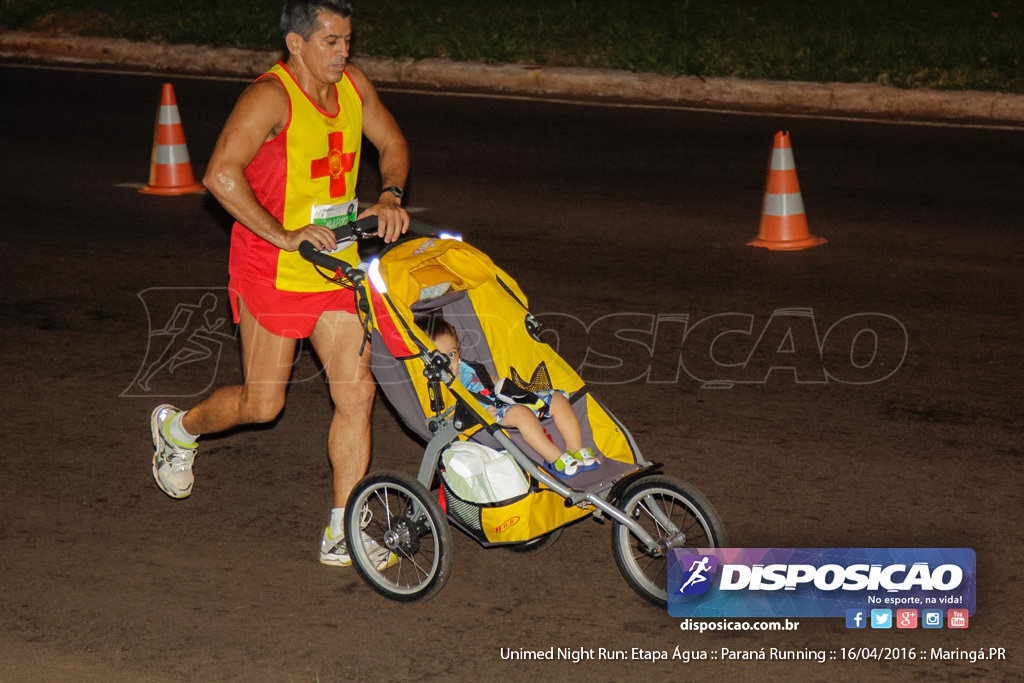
{"left": 406, "top": 218, "right": 438, "bottom": 237}
{"left": 296, "top": 240, "right": 347, "bottom": 271}
{"left": 347, "top": 215, "right": 438, "bottom": 239}
{"left": 298, "top": 215, "right": 444, "bottom": 270}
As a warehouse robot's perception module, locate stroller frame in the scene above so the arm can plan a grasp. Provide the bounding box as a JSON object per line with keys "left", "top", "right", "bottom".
{"left": 418, "top": 404, "right": 659, "bottom": 543}
{"left": 300, "top": 218, "right": 727, "bottom": 605}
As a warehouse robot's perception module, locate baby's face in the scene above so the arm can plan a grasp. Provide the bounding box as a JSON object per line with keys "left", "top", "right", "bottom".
{"left": 434, "top": 332, "right": 460, "bottom": 367}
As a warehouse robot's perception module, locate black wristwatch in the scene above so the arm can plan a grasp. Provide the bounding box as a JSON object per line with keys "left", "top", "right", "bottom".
{"left": 382, "top": 185, "right": 404, "bottom": 201}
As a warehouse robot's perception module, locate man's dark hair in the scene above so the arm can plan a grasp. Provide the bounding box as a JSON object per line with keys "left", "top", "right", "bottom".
{"left": 280, "top": 0, "right": 354, "bottom": 41}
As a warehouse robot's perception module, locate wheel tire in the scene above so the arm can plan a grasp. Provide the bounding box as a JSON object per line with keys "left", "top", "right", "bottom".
{"left": 506, "top": 527, "right": 564, "bottom": 554}
{"left": 611, "top": 474, "right": 728, "bottom": 607}
{"left": 344, "top": 470, "right": 453, "bottom": 603}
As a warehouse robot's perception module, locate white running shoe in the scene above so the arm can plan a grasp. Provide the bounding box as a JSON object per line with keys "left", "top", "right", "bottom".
{"left": 320, "top": 526, "right": 355, "bottom": 566}
{"left": 320, "top": 513, "right": 398, "bottom": 570}
{"left": 150, "top": 404, "right": 197, "bottom": 499}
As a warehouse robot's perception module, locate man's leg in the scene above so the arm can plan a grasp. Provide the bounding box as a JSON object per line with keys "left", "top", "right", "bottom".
{"left": 182, "top": 298, "right": 297, "bottom": 433}
{"left": 152, "top": 298, "right": 296, "bottom": 498}
{"left": 311, "top": 310, "right": 392, "bottom": 568}
{"left": 308, "top": 310, "right": 376, "bottom": 509}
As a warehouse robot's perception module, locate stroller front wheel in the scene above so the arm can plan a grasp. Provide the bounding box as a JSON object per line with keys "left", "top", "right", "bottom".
{"left": 345, "top": 470, "right": 453, "bottom": 602}
{"left": 611, "top": 474, "right": 728, "bottom": 607}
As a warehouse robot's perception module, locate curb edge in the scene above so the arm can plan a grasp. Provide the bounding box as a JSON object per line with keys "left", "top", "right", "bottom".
{"left": 2, "top": 31, "right": 1023, "bottom": 127}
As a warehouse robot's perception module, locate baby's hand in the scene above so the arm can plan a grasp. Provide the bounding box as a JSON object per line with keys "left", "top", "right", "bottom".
{"left": 487, "top": 406, "right": 498, "bottom": 417}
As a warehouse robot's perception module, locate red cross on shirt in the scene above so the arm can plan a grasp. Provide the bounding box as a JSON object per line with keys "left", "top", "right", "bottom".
{"left": 310, "top": 131, "right": 354, "bottom": 198}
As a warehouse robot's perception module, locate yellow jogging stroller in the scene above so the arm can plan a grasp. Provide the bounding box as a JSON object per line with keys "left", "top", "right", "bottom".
{"left": 300, "top": 218, "right": 727, "bottom": 605}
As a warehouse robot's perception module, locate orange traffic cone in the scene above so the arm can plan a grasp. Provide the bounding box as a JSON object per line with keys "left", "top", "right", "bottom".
{"left": 139, "top": 83, "right": 203, "bottom": 196}
{"left": 748, "top": 131, "right": 825, "bottom": 250}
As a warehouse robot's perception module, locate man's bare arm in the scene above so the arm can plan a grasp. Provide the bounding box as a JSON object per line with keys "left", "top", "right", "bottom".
{"left": 202, "top": 79, "right": 337, "bottom": 252}
{"left": 347, "top": 66, "right": 410, "bottom": 242}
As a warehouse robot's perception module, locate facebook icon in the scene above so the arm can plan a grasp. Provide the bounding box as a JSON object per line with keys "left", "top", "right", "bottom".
{"left": 845, "top": 609, "right": 867, "bottom": 629}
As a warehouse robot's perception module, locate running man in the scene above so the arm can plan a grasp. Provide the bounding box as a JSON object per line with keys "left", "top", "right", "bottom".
{"left": 149, "top": 0, "right": 409, "bottom": 568}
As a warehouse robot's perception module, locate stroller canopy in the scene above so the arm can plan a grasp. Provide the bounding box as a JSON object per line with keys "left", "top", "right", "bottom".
{"left": 362, "top": 236, "right": 638, "bottom": 479}
{"left": 367, "top": 237, "right": 582, "bottom": 390}
{"left": 362, "top": 237, "right": 580, "bottom": 434}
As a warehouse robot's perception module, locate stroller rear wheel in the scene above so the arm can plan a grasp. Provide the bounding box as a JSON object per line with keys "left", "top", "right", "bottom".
{"left": 345, "top": 470, "right": 453, "bottom": 602}
{"left": 611, "top": 474, "right": 727, "bottom": 607}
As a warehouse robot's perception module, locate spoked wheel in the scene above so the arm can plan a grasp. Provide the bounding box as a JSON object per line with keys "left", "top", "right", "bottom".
{"left": 506, "top": 527, "right": 563, "bottom": 555}
{"left": 611, "top": 474, "right": 727, "bottom": 607}
{"left": 344, "top": 470, "right": 453, "bottom": 603}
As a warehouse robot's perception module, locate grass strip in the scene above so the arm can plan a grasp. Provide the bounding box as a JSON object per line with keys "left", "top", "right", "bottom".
{"left": 2, "top": 0, "right": 1022, "bottom": 93}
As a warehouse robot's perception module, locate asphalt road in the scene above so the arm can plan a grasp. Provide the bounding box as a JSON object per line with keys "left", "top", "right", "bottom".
{"left": 1, "top": 63, "right": 1022, "bottom": 681}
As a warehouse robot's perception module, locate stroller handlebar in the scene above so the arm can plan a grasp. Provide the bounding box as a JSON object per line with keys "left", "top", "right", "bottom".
{"left": 297, "top": 215, "right": 438, "bottom": 277}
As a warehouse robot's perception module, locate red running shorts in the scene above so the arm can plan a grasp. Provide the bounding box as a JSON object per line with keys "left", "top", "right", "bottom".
{"left": 229, "top": 277, "right": 357, "bottom": 339}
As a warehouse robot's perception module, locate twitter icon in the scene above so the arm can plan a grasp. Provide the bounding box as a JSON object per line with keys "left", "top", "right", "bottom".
{"left": 870, "top": 609, "right": 893, "bottom": 629}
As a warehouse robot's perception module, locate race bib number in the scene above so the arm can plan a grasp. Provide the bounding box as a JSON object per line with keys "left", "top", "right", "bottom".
{"left": 311, "top": 199, "right": 358, "bottom": 230}
{"left": 311, "top": 199, "right": 358, "bottom": 254}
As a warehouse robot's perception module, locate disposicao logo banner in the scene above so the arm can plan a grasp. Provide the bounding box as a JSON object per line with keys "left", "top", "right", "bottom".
{"left": 667, "top": 548, "right": 976, "bottom": 618}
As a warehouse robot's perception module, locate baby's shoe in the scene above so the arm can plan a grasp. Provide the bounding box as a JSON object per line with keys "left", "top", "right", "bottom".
{"left": 544, "top": 452, "right": 579, "bottom": 479}
{"left": 571, "top": 447, "right": 600, "bottom": 472}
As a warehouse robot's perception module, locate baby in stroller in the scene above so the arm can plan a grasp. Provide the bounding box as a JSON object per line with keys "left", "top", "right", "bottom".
{"left": 422, "top": 318, "right": 600, "bottom": 479}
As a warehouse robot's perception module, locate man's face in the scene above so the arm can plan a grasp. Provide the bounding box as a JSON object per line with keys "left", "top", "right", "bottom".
{"left": 295, "top": 12, "right": 352, "bottom": 83}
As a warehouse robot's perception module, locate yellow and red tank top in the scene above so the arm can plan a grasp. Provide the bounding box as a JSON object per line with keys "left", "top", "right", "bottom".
{"left": 229, "top": 61, "right": 363, "bottom": 292}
